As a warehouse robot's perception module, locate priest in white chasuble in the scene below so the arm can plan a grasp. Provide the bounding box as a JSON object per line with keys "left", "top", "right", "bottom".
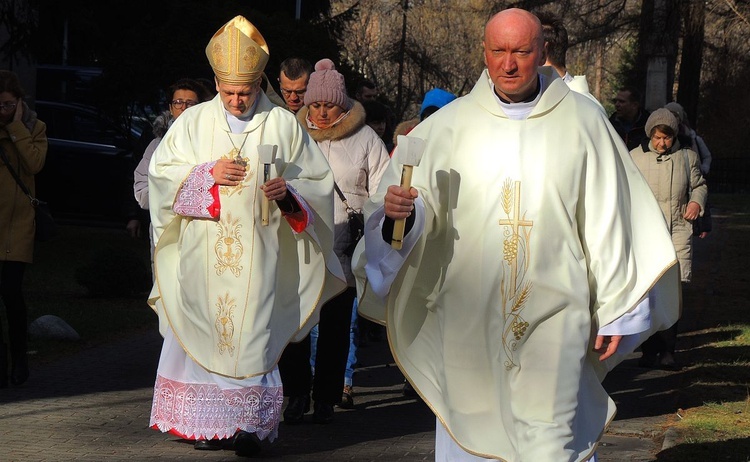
{"left": 146, "top": 15, "right": 345, "bottom": 456}
{"left": 353, "top": 8, "right": 680, "bottom": 462}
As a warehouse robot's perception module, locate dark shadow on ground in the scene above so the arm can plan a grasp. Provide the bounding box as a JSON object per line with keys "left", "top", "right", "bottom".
{"left": 656, "top": 438, "right": 750, "bottom": 462}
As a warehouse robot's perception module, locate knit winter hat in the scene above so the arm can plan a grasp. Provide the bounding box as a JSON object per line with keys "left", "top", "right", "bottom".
{"left": 420, "top": 88, "right": 457, "bottom": 117}
{"left": 304, "top": 59, "right": 353, "bottom": 110}
{"left": 645, "top": 108, "right": 679, "bottom": 136}
{"left": 664, "top": 102, "right": 686, "bottom": 124}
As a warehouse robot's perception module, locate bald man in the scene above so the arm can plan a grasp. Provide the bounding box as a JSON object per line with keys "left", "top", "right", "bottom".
{"left": 355, "top": 8, "right": 680, "bottom": 461}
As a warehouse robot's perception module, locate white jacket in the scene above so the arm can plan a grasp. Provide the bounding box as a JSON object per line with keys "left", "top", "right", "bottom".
{"left": 298, "top": 101, "right": 391, "bottom": 285}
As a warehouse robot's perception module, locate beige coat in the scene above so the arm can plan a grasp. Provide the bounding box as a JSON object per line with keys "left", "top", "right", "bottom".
{"left": 0, "top": 104, "right": 48, "bottom": 263}
{"left": 631, "top": 141, "right": 707, "bottom": 282}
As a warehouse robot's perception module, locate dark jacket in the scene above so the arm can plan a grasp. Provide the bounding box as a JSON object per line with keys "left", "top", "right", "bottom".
{"left": 609, "top": 109, "right": 650, "bottom": 151}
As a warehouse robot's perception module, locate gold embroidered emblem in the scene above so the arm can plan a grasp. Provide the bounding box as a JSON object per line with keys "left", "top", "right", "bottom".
{"left": 215, "top": 212, "right": 244, "bottom": 277}
{"left": 242, "top": 46, "right": 259, "bottom": 72}
{"left": 212, "top": 43, "right": 226, "bottom": 69}
{"left": 215, "top": 293, "right": 236, "bottom": 356}
{"left": 498, "top": 178, "right": 533, "bottom": 370}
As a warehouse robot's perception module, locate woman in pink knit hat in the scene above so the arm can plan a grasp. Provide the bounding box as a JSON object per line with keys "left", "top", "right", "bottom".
{"left": 277, "top": 59, "right": 391, "bottom": 424}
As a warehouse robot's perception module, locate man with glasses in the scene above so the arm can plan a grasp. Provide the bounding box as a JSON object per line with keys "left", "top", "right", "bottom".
{"left": 609, "top": 86, "right": 651, "bottom": 150}
{"left": 278, "top": 57, "right": 312, "bottom": 114}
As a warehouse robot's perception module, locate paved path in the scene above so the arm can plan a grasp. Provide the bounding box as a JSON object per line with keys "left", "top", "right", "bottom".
{"left": 0, "top": 321, "right": 678, "bottom": 462}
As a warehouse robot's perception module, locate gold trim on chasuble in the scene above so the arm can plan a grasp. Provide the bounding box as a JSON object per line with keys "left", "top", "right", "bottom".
{"left": 498, "top": 179, "right": 533, "bottom": 370}
{"left": 215, "top": 212, "right": 244, "bottom": 277}
{"left": 208, "top": 127, "right": 258, "bottom": 356}
{"left": 215, "top": 293, "right": 237, "bottom": 356}
{"left": 213, "top": 212, "right": 245, "bottom": 356}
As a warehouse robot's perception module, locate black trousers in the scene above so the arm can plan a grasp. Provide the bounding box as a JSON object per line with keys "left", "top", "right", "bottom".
{"left": 640, "top": 321, "right": 678, "bottom": 356}
{"left": 278, "top": 287, "right": 355, "bottom": 405}
{"left": 0, "top": 261, "right": 28, "bottom": 358}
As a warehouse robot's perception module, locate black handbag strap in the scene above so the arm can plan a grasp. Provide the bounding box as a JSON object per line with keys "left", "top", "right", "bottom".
{"left": 0, "top": 146, "right": 42, "bottom": 206}
{"left": 333, "top": 182, "right": 357, "bottom": 213}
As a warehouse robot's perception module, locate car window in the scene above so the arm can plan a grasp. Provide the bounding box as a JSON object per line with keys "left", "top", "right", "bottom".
{"left": 38, "top": 103, "right": 133, "bottom": 150}
{"left": 71, "top": 110, "right": 119, "bottom": 146}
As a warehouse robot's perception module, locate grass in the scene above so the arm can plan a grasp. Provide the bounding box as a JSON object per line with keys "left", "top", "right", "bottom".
{"left": 654, "top": 193, "right": 750, "bottom": 461}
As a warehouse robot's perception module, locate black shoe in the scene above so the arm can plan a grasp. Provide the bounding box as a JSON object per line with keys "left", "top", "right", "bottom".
{"left": 638, "top": 353, "right": 658, "bottom": 368}
{"left": 313, "top": 401, "right": 334, "bottom": 424}
{"left": 9, "top": 344, "right": 28, "bottom": 386}
{"left": 194, "top": 438, "right": 223, "bottom": 451}
{"left": 234, "top": 431, "right": 262, "bottom": 457}
{"left": 10, "top": 359, "right": 28, "bottom": 386}
{"left": 338, "top": 385, "right": 354, "bottom": 409}
{"left": 283, "top": 394, "right": 310, "bottom": 424}
{"left": 658, "top": 352, "right": 682, "bottom": 371}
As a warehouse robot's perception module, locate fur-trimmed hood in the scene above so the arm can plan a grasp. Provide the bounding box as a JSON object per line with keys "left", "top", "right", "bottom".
{"left": 296, "top": 100, "right": 366, "bottom": 142}
{"left": 392, "top": 118, "right": 419, "bottom": 147}
{"left": 151, "top": 110, "right": 174, "bottom": 139}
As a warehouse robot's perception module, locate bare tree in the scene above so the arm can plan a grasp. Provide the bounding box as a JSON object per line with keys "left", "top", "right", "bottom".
{"left": 0, "top": 0, "right": 39, "bottom": 69}
{"left": 329, "top": 0, "right": 748, "bottom": 144}
{"left": 333, "top": 0, "right": 488, "bottom": 119}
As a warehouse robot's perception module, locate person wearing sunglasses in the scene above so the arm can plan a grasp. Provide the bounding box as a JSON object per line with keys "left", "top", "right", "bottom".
{"left": 0, "top": 70, "right": 49, "bottom": 388}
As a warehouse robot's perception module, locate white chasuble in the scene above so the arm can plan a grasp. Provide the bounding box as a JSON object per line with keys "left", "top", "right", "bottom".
{"left": 355, "top": 71, "right": 680, "bottom": 461}
{"left": 148, "top": 92, "right": 345, "bottom": 379}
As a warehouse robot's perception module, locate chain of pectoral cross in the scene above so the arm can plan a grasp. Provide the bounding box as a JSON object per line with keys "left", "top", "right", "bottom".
{"left": 227, "top": 131, "right": 251, "bottom": 166}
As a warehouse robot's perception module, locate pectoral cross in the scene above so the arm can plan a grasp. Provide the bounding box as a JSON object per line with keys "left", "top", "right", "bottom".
{"left": 498, "top": 180, "right": 533, "bottom": 291}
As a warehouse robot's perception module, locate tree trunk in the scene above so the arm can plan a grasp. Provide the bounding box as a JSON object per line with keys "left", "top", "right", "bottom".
{"left": 637, "top": 0, "right": 680, "bottom": 111}
{"left": 594, "top": 39, "right": 603, "bottom": 101}
{"left": 676, "top": 0, "right": 705, "bottom": 128}
{"left": 396, "top": 0, "right": 408, "bottom": 118}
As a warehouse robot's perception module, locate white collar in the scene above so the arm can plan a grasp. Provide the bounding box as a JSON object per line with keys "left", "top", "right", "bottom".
{"left": 490, "top": 74, "right": 549, "bottom": 120}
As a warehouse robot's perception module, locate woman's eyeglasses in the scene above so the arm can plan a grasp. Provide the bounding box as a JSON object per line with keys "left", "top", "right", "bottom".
{"left": 170, "top": 99, "right": 198, "bottom": 109}
{"left": 0, "top": 102, "right": 18, "bottom": 112}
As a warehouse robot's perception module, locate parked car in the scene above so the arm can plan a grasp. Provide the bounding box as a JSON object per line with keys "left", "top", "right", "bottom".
{"left": 34, "top": 100, "right": 151, "bottom": 227}
{"left": 36, "top": 65, "right": 103, "bottom": 106}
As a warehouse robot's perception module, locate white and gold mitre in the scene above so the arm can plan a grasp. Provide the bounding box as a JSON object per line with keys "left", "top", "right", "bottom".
{"left": 205, "top": 15, "right": 269, "bottom": 85}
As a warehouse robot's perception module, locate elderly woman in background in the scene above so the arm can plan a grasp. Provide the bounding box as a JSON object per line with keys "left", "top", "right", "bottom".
{"left": 278, "top": 58, "right": 390, "bottom": 423}
{"left": 630, "top": 108, "right": 707, "bottom": 370}
{"left": 0, "top": 70, "right": 48, "bottom": 388}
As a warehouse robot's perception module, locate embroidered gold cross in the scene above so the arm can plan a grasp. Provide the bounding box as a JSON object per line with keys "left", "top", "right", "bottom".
{"left": 498, "top": 180, "right": 533, "bottom": 291}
